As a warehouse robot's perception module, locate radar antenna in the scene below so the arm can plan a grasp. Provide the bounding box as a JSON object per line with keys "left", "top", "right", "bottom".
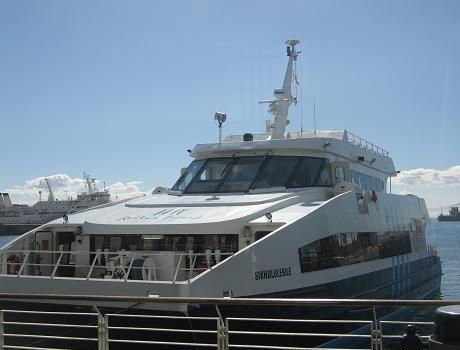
{"left": 214, "top": 112, "right": 227, "bottom": 147}
{"left": 260, "top": 39, "right": 300, "bottom": 140}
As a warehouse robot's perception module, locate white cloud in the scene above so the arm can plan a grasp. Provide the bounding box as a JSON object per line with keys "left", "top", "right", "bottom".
{"left": 393, "top": 165, "right": 460, "bottom": 187}
{"left": 3, "top": 174, "right": 146, "bottom": 205}
{"left": 108, "top": 181, "right": 145, "bottom": 200}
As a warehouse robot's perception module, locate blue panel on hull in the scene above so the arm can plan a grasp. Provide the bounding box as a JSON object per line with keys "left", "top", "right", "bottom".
{"left": 246, "top": 255, "right": 441, "bottom": 300}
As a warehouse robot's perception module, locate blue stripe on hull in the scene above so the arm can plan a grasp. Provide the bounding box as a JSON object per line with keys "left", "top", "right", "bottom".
{"left": 246, "top": 255, "right": 441, "bottom": 300}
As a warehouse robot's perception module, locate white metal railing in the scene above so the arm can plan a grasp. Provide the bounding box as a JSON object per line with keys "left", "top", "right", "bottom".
{"left": 345, "top": 131, "right": 389, "bottom": 157}
{"left": 225, "top": 317, "right": 376, "bottom": 350}
{"left": 0, "top": 309, "right": 99, "bottom": 350}
{"left": 0, "top": 249, "right": 234, "bottom": 283}
{"left": 0, "top": 296, "right": 455, "bottom": 350}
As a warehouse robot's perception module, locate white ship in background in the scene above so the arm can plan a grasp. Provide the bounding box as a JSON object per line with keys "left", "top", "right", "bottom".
{"left": 0, "top": 174, "right": 110, "bottom": 235}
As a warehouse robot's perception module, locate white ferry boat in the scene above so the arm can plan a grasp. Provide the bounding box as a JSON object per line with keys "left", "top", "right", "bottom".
{"left": 0, "top": 40, "right": 441, "bottom": 314}
{"left": 0, "top": 174, "right": 110, "bottom": 235}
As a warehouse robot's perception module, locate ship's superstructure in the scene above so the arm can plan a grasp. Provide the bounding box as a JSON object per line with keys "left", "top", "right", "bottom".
{"left": 0, "top": 174, "right": 110, "bottom": 235}
{"left": 438, "top": 206, "right": 460, "bottom": 221}
{"left": 0, "top": 41, "right": 441, "bottom": 314}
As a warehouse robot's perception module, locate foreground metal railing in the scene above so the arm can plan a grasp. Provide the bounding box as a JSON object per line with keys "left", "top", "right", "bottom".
{"left": 1, "top": 295, "right": 458, "bottom": 350}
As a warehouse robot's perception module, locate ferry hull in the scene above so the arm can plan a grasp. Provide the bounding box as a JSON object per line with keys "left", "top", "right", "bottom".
{"left": 437, "top": 215, "right": 460, "bottom": 221}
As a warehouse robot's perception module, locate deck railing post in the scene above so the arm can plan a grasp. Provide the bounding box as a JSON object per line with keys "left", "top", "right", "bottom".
{"left": 216, "top": 316, "right": 228, "bottom": 350}
{"left": 17, "top": 251, "right": 30, "bottom": 277}
{"left": 104, "top": 314, "right": 109, "bottom": 350}
{"left": 97, "top": 309, "right": 109, "bottom": 350}
{"left": 51, "top": 251, "right": 64, "bottom": 279}
{"left": 0, "top": 252, "right": 6, "bottom": 275}
{"left": 0, "top": 310, "right": 4, "bottom": 349}
{"left": 224, "top": 318, "right": 229, "bottom": 350}
{"left": 188, "top": 255, "right": 197, "bottom": 282}
{"left": 124, "top": 252, "right": 136, "bottom": 282}
{"left": 173, "top": 254, "right": 183, "bottom": 283}
{"left": 87, "top": 251, "right": 100, "bottom": 280}
{"left": 215, "top": 304, "right": 227, "bottom": 350}
{"left": 371, "top": 307, "right": 382, "bottom": 350}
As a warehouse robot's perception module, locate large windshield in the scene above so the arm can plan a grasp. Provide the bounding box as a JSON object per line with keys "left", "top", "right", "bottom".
{"left": 172, "top": 156, "right": 332, "bottom": 194}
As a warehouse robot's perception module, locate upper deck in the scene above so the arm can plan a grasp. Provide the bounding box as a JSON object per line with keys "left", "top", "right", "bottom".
{"left": 191, "top": 129, "right": 395, "bottom": 176}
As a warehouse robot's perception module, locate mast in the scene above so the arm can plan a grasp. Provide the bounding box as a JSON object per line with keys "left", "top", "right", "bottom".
{"left": 45, "top": 178, "right": 55, "bottom": 202}
{"left": 260, "top": 39, "right": 300, "bottom": 140}
{"left": 84, "top": 173, "right": 94, "bottom": 194}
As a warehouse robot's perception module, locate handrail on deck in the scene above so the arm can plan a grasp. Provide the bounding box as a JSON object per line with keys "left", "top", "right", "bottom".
{"left": 0, "top": 249, "right": 234, "bottom": 282}
{"left": 0, "top": 293, "right": 458, "bottom": 307}
{"left": 346, "top": 131, "right": 389, "bottom": 157}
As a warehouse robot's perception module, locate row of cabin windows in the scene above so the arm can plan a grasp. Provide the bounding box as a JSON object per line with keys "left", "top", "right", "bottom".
{"left": 298, "top": 231, "right": 411, "bottom": 273}
{"left": 172, "top": 156, "right": 333, "bottom": 194}
{"left": 334, "top": 167, "right": 384, "bottom": 192}
{"left": 175, "top": 156, "right": 384, "bottom": 194}
{"left": 90, "top": 234, "right": 239, "bottom": 253}
{"left": 350, "top": 170, "right": 384, "bottom": 192}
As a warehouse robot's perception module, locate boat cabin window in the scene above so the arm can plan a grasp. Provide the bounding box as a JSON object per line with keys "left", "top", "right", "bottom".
{"left": 254, "top": 231, "right": 272, "bottom": 241}
{"left": 298, "top": 231, "right": 412, "bottom": 273}
{"left": 335, "top": 166, "right": 345, "bottom": 183}
{"left": 289, "top": 157, "right": 332, "bottom": 188}
{"left": 350, "top": 170, "right": 384, "bottom": 192}
{"left": 215, "top": 157, "right": 265, "bottom": 192}
{"left": 172, "top": 156, "right": 332, "bottom": 193}
{"left": 90, "top": 234, "right": 239, "bottom": 254}
{"left": 173, "top": 159, "right": 206, "bottom": 192}
{"left": 254, "top": 157, "right": 298, "bottom": 188}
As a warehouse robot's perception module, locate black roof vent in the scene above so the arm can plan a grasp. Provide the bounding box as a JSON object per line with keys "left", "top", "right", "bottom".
{"left": 243, "top": 133, "right": 254, "bottom": 142}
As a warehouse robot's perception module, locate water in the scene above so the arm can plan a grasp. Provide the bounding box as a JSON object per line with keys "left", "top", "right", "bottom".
{"left": 0, "top": 235, "right": 17, "bottom": 248}
{"left": 426, "top": 220, "right": 460, "bottom": 300}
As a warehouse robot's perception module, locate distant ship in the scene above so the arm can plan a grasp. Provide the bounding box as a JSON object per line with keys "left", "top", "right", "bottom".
{"left": 0, "top": 174, "right": 110, "bottom": 235}
{"left": 438, "top": 206, "right": 460, "bottom": 221}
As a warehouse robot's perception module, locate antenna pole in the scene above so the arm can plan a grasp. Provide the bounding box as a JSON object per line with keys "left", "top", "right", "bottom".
{"left": 313, "top": 98, "right": 317, "bottom": 136}
{"left": 300, "top": 63, "right": 303, "bottom": 135}
{"left": 214, "top": 112, "right": 227, "bottom": 148}
{"left": 219, "top": 123, "right": 222, "bottom": 146}
{"left": 260, "top": 39, "right": 300, "bottom": 140}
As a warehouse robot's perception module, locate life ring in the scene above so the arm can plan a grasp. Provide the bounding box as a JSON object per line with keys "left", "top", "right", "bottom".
{"left": 142, "top": 257, "right": 157, "bottom": 281}
{"left": 7, "top": 255, "right": 21, "bottom": 275}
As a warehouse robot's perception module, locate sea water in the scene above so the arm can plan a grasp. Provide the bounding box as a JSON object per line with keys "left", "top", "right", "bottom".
{"left": 426, "top": 221, "right": 460, "bottom": 299}
{"left": 0, "top": 235, "right": 17, "bottom": 248}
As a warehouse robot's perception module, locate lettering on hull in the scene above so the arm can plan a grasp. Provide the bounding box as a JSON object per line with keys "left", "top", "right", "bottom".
{"left": 255, "top": 267, "right": 292, "bottom": 281}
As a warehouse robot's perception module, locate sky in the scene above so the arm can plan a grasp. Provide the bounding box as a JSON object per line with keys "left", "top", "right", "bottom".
{"left": 0, "top": 0, "right": 459, "bottom": 215}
